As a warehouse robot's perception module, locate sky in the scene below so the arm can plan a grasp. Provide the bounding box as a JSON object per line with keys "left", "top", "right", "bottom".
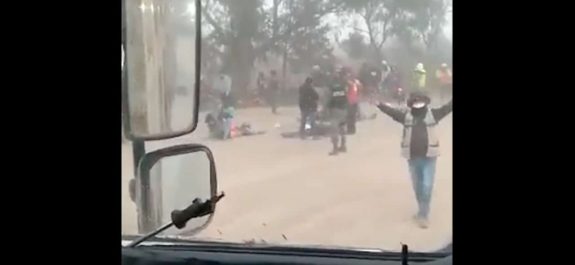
{"left": 185, "top": 0, "right": 453, "bottom": 43}
{"left": 326, "top": 4, "right": 453, "bottom": 43}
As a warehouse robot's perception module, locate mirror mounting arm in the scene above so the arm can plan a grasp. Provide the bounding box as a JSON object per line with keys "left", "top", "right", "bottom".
{"left": 127, "top": 192, "right": 224, "bottom": 248}
{"left": 172, "top": 192, "right": 225, "bottom": 229}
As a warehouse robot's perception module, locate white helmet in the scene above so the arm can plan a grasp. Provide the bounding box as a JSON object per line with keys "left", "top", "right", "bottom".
{"left": 381, "top": 60, "right": 388, "bottom": 65}
{"left": 415, "top": 63, "right": 425, "bottom": 72}
{"left": 312, "top": 65, "right": 320, "bottom": 71}
{"left": 441, "top": 63, "right": 448, "bottom": 68}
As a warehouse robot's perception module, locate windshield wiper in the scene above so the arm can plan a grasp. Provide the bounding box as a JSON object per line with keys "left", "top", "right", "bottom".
{"left": 126, "top": 193, "right": 225, "bottom": 248}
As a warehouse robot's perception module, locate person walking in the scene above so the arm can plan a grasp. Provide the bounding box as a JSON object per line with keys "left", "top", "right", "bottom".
{"left": 327, "top": 70, "right": 349, "bottom": 156}
{"left": 256, "top": 71, "right": 266, "bottom": 102}
{"left": 268, "top": 70, "right": 280, "bottom": 114}
{"left": 298, "top": 77, "right": 319, "bottom": 139}
{"left": 374, "top": 92, "right": 452, "bottom": 228}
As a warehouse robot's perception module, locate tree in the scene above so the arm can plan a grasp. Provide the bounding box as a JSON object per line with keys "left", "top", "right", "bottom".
{"left": 395, "top": 0, "right": 451, "bottom": 51}
{"left": 338, "top": 0, "right": 403, "bottom": 63}
{"left": 201, "top": 0, "right": 264, "bottom": 95}
{"left": 257, "top": 0, "right": 339, "bottom": 84}
{"left": 340, "top": 32, "right": 369, "bottom": 60}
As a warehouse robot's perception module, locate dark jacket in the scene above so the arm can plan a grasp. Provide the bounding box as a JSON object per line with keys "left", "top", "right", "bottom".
{"left": 377, "top": 100, "right": 452, "bottom": 158}
{"left": 299, "top": 83, "right": 319, "bottom": 111}
{"left": 328, "top": 79, "right": 348, "bottom": 109}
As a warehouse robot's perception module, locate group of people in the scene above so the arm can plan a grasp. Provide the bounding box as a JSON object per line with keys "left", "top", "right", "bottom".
{"left": 298, "top": 62, "right": 452, "bottom": 152}
{"left": 207, "top": 69, "right": 283, "bottom": 140}
{"left": 298, "top": 61, "right": 453, "bottom": 228}
{"left": 206, "top": 62, "right": 453, "bottom": 229}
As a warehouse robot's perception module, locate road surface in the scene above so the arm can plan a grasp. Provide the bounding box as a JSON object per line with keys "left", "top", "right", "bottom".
{"left": 122, "top": 104, "right": 452, "bottom": 252}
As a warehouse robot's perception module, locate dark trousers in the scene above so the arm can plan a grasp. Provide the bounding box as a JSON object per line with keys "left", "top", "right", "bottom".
{"left": 299, "top": 109, "right": 317, "bottom": 137}
{"left": 346, "top": 103, "right": 358, "bottom": 134}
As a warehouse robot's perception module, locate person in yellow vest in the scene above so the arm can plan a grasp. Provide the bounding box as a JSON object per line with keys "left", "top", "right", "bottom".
{"left": 412, "top": 63, "right": 427, "bottom": 92}
{"left": 435, "top": 63, "right": 452, "bottom": 103}
{"left": 374, "top": 92, "right": 452, "bottom": 228}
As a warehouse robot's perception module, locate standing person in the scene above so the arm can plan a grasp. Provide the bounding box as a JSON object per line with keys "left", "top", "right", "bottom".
{"left": 220, "top": 88, "right": 235, "bottom": 140}
{"left": 214, "top": 73, "right": 231, "bottom": 95}
{"left": 311, "top": 65, "right": 330, "bottom": 119}
{"left": 359, "top": 62, "right": 376, "bottom": 98}
{"left": 385, "top": 66, "right": 405, "bottom": 106}
{"left": 298, "top": 77, "right": 319, "bottom": 139}
{"left": 327, "top": 70, "right": 349, "bottom": 156}
{"left": 213, "top": 73, "right": 231, "bottom": 112}
{"left": 346, "top": 74, "right": 360, "bottom": 134}
{"left": 256, "top": 71, "right": 266, "bottom": 101}
{"left": 373, "top": 92, "right": 452, "bottom": 228}
{"left": 412, "top": 63, "right": 427, "bottom": 93}
{"left": 379, "top": 60, "right": 391, "bottom": 93}
{"left": 268, "top": 70, "right": 280, "bottom": 114}
{"left": 435, "top": 63, "right": 453, "bottom": 104}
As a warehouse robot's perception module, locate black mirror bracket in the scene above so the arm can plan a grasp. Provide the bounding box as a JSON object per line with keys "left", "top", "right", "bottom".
{"left": 127, "top": 192, "right": 224, "bottom": 248}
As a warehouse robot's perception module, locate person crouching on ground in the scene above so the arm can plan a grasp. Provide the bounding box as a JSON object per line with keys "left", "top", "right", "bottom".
{"left": 299, "top": 77, "right": 319, "bottom": 139}
{"left": 374, "top": 92, "right": 452, "bottom": 228}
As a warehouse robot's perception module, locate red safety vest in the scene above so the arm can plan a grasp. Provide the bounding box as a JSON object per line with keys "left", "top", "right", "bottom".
{"left": 437, "top": 69, "right": 452, "bottom": 85}
{"left": 347, "top": 80, "right": 360, "bottom": 104}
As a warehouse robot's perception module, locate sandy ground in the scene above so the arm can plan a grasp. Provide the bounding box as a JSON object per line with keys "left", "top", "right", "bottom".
{"left": 122, "top": 103, "right": 452, "bottom": 252}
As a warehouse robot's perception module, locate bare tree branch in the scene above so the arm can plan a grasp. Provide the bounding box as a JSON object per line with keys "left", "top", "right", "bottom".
{"left": 352, "top": 27, "right": 369, "bottom": 35}
{"left": 201, "top": 0, "right": 227, "bottom": 40}
{"left": 376, "top": 15, "right": 391, "bottom": 50}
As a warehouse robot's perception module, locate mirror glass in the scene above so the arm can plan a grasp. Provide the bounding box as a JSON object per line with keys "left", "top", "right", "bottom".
{"left": 124, "top": 0, "right": 198, "bottom": 138}
{"left": 148, "top": 150, "right": 214, "bottom": 236}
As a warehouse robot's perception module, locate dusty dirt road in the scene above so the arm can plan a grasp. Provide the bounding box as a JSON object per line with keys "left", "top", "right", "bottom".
{"left": 122, "top": 104, "right": 452, "bottom": 252}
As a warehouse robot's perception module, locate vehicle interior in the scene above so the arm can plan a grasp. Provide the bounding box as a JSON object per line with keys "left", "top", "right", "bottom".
{"left": 121, "top": 0, "right": 453, "bottom": 264}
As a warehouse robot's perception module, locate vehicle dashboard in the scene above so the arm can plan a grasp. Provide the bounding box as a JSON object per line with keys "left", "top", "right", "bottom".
{"left": 122, "top": 242, "right": 452, "bottom": 265}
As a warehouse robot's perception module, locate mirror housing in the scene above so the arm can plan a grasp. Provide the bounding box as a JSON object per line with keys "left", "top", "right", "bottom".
{"left": 135, "top": 144, "right": 218, "bottom": 235}
{"left": 122, "top": 0, "right": 202, "bottom": 141}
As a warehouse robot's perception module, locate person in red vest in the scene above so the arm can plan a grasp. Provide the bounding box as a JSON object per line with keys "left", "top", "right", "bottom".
{"left": 435, "top": 63, "right": 452, "bottom": 103}
{"left": 346, "top": 69, "right": 361, "bottom": 134}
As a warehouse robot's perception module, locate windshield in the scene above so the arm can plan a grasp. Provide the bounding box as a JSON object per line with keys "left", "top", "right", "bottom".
{"left": 122, "top": 0, "right": 452, "bottom": 253}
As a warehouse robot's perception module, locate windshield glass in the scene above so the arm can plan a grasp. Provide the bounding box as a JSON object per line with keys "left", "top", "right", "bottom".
{"left": 122, "top": 0, "right": 453, "bottom": 253}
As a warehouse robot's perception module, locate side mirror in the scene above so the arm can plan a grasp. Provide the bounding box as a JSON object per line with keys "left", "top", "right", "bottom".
{"left": 135, "top": 144, "right": 217, "bottom": 235}
{"left": 122, "top": 0, "right": 201, "bottom": 141}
